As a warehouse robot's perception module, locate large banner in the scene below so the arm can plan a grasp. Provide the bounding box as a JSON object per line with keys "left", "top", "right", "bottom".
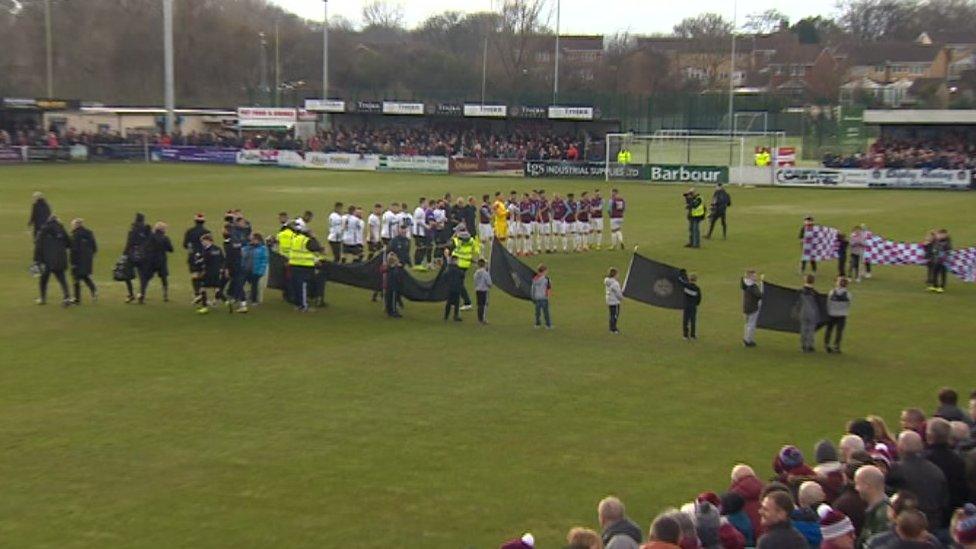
{"left": 153, "top": 146, "right": 238, "bottom": 164}
{"left": 304, "top": 152, "right": 380, "bottom": 171}
{"left": 776, "top": 167, "right": 971, "bottom": 189}
{"left": 524, "top": 160, "right": 644, "bottom": 179}
{"left": 646, "top": 164, "right": 729, "bottom": 184}
{"left": 235, "top": 149, "right": 304, "bottom": 167}
{"left": 26, "top": 147, "right": 73, "bottom": 161}
{"left": 377, "top": 155, "right": 448, "bottom": 173}
{"left": 90, "top": 143, "right": 147, "bottom": 161}
{"left": 449, "top": 157, "right": 524, "bottom": 175}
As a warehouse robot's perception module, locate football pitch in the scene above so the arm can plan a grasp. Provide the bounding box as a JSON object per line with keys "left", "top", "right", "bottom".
{"left": 0, "top": 164, "right": 972, "bottom": 547}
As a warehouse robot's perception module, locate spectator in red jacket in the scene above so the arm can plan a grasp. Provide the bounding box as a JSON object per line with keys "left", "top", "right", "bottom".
{"left": 729, "top": 464, "right": 764, "bottom": 538}
{"left": 772, "top": 445, "right": 816, "bottom": 485}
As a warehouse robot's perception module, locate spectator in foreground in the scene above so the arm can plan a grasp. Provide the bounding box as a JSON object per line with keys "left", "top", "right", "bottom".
{"left": 888, "top": 431, "right": 949, "bottom": 531}
{"left": 772, "top": 445, "right": 816, "bottom": 485}
{"left": 953, "top": 504, "right": 976, "bottom": 549}
{"left": 854, "top": 465, "right": 890, "bottom": 546}
{"left": 641, "top": 513, "right": 683, "bottom": 549}
{"left": 794, "top": 481, "right": 825, "bottom": 547}
{"left": 832, "top": 457, "right": 869, "bottom": 536}
{"left": 719, "top": 491, "right": 754, "bottom": 546}
{"left": 863, "top": 491, "right": 940, "bottom": 549}
{"left": 839, "top": 434, "right": 866, "bottom": 463}
{"left": 900, "top": 408, "right": 927, "bottom": 439}
{"left": 757, "top": 491, "right": 807, "bottom": 548}
{"left": 599, "top": 496, "right": 643, "bottom": 549}
{"left": 814, "top": 439, "right": 845, "bottom": 501}
{"left": 934, "top": 387, "right": 971, "bottom": 425}
{"left": 729, "top": 464, "right": 763, "bottom": 537}
{"left": 818, "top": 505, "right": 856, "bottom": 549}
{"left": 924, "top": 418, "right": 969, "bottom": 522}
{"left": 567, "top": 527, "right": 604, "bottom": 549}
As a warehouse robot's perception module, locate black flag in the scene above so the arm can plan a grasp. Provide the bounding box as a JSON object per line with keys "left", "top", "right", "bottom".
{"left": 266, "top": 252, "right": 288, "bottom": 290}
{"left": 622, "top": 253, "right": 685, "bottom": 310}
{"left": 489, "top": 238, "right": 535, "bottom": 301}
{"left": 756, "top": 282, "right": 829, "bottom": 333}
{"left": 322, "top": 253, "right": 384, "bottom": 291}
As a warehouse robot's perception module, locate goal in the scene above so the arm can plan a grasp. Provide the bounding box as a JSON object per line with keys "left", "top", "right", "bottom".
{"left": 605, "top": 132, "right": 747, "bottom": 182}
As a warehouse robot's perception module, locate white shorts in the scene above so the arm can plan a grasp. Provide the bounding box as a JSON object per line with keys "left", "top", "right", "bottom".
{"left": 556, "top": 221, "right": 567, "bottom": 235}
{"left": 520, "top": 222, "right": 533, "bottom": 236}
{"left": 479, "top": 223, "right": 493, "bottom": 240}
{"left": 566, "top": 220, "right": 578, "bottom": 233}
{"left": 539, "top": 221, "right": 551, "bottom": 234}
{"left": 577, "top": 221, "right": 591, "bottom": 234}
{"left": 610, "top": 218, "right": 624, "bottom": 231}
{"left": 591, "top": 218, "right": 604, "bottom": 232}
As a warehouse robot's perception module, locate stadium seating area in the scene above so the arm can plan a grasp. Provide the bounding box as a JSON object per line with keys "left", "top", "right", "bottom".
{"left": 823, "top": 133, "right": 976, "bottom": 170}
{"left": 520, "top": 388, "right": 976, "bottom": 549}
{"left": 1, "top": 125, "right": 593, "bottom": 161}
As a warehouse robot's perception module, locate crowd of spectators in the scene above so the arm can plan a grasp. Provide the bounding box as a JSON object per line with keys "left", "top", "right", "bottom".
{"left": 0, "top": 124, "right": 596, "bottom": 161}
{"left": 499, "top": 387, "right": 976, "bottom": 549}
{"left": 823, "top": 133, "right": 976, "bottom": 170}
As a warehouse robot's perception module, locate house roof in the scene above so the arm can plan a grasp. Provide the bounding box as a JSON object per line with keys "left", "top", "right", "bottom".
{"left": 538, "top": 35, "right": 605, "bottom": 51}
{"left": 839, "top": 42, "right": 943, "bottom": 65}
{"left": 917, "top": 31, "right": 976, "bottom": 46}
{"left": 769, "top": 44, "right": 826, "bottom": 65}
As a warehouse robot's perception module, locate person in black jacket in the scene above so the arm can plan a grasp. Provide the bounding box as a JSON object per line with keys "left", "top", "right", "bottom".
{"left": 193, "top": 233, "right": 225, "bottom": 314}
{"left": 443, "top": 256, "right": 464, "bottom": 322}
{"left": 706, "top": 183, "right": 732, "bottom": 239}
{"left": 222, "top": 224, "right": 246, "bottom": 312}
{"left": 384, "top": 252, "right": 404, "bottom": 318}
{"left": 35, "top": 215, "right": 71, "bottom": 306}
{"left": 122, "top": 213, "right": 151, "bottom": 303}
{"left": 678, "top": 270, "right": 702, "bottom": 340}
{"left": 182, "top": 213, "right": 209, "bottom": 303}
{"left": 28, "top": 191, "right": 51, "bottom": 239}
{"left": 138, "top": 221, "right": 174, "bottom": 303}
{"left": 69, "top": 218, "right": 97, "bottom": 304}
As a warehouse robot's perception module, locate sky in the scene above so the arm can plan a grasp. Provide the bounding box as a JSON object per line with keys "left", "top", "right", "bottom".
{"left": 269, "top": 0, "right": 840, "bottom": 35}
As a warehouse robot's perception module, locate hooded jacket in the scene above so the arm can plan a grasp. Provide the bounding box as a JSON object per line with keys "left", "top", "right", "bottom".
{"left": 730, "top": 475, "right": 764, "bottom": 537}
{"left": 70, "top": 226, "right": 97, "bottom": 277}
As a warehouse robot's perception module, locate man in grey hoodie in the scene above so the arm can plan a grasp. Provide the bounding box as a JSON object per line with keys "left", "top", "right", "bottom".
{"left": 799, "top": 274, "right": 821, "bottom": 353}
{"left": 741, "top": 270, "right": 763, "bottom": 347}
{"left": 825, "top": 276, "right": 852, "bottom": 353}
{"left": 605, "top": 267, "right": 623, "bottom": 334}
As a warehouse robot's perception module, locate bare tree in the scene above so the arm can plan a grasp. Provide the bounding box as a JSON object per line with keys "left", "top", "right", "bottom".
{"left": 743, "top": 9, "right": 789, "bottom": 34}
{"left": 362, "top": 1, "right": 404, "bottom": 29}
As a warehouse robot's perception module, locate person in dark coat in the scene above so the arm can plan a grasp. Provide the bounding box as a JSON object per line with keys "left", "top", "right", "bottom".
{"left": 706, "top": 183, "right": 732, "bottom": 239}
{"left": 182, "top": 213, "right": 209, "bottom": 302}
{"left": 28, "top": 191, "right": 52, "bottom": 239}
{"left": 924, "top": 418, "right": 969, "bottom": 525}
{"left": 222, "top": 224, "right": 247, "bottom": 312}
{"left": 678, "top": 270, "right": 702, "bottom": 340}
{"left": 757, "top": 491, "right": 808, "bottom": 549}
{"left": 69, "top": 218, "right": 97, "bottom": 304}
{"left": 193, "top": 233, "right": 224, "bottom": 314}
{"left": 888, "top": 431, "right": 949, "bottom": 531}
{"left": 443, "top": 256, "right": 464, "bottom": 322}
{"left": 35, "top": 215, "right": 71, "bottom": 306}
{"left": 138, "top": 221, "right": 174, "bottom": 303}
{"left": 384, "top": 253, "right": 404, "bottom": 318}
{"left": 122, "top": 213, "right": 151, "bottom": 303}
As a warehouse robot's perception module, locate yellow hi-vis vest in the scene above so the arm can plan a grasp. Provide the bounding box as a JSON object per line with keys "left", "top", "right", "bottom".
{"left": 617, "top": 150, "right": 631, "bottom": 164}
{"left": 691, "top": 199, "right": 705, "bottom": 218}
{"left": 451, "top": 236, "right": 479, "bottom": 269}
{"left": 277, "top": 228, "right": 294, "bottom": 259}
{"left": 289, "top": 234, "right": 316, "bottom": 267}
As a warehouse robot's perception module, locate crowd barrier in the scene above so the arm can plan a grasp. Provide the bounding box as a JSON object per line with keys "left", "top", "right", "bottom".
{"left": 2, "top": 145, "right": 972, "bottom": 190}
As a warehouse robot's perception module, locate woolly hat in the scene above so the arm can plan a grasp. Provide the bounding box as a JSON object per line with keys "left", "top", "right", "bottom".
{"left": 719, "top": 492, "right": 745, "bottom": 516}
{"left": 955, "top": 503, "right": 976, "bottom": 544}
{"left": 815, "top": 439, "right": 839, "bottom": 464}
{"left": 818, "top": 504, "right": 854, "bottom": 540}
{"left": 694, "top": 501, "right": 721, "bottom": 547}
{"left": 500, "top": 533, "right": 534, "bottom": 549}
{"left": 697, "top": 492, "right": 722, "bottom": 511}
{"left": 870, "top": 443, "right": 893, "bottom": 468}
{"left": 778, "top": 445, "right": 805, "bottom": 470}
{"left": 194, "top": 212, "right": 206, "bottom": 222}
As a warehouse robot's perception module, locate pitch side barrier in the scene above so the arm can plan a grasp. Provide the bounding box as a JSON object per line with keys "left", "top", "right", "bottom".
{"left": 774, "top": 167, "right": 974, "bottom": 190}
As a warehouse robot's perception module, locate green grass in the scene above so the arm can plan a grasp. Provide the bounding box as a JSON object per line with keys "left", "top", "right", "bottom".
{"left": 0, "top": 164, "right": 972, "bottom": 548}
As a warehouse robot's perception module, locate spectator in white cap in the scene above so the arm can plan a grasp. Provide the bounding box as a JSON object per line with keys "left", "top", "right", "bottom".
{"left": 818, "top": 505, "right": 856, "bottom": 549}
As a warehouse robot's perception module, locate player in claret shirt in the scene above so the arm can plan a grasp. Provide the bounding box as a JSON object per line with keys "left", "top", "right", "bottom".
{"left": 551, "top": 193, "right": 569, "bottom": 253}
{"left": 576, "top": 192, "right": 591, "bottom": 252}
{"left": 530, "top": 191, "right": 543, "bottom": 254}
{"left": 565, "top": 192, "right": 578, "bottom": 253}
{"left": 478, "top": 194, "right": 493, "bottom": 258}
{"left": 590, "top": 189, "right": 604, "bottom": 250}
{"left": 519, "top": 193, "right": 535, "bottom": 256}
{"left": 537, "top": 190, "right": 553, "bottom": 254}
{"left": 609, "top": 189, "right": 626, "bottom": 250}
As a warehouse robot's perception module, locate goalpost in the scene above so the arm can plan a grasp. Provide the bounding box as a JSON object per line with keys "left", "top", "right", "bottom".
{"left": 605, "top": 132, "right": 747, "bottom": 182}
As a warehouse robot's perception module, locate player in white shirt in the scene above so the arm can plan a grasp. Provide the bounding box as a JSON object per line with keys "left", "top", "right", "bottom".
{"left": 367, "top": 203, "right": 382, "bottom": 259}
{"left": 412, "top": 198, "right": 429, "bottom": 270}
{"left": 395, "top": 202, "right": 412, "bottom": 239}
{"left": 380, "top": 203, "right": 399, "bottom": 247}
{"left": 327, "top": 201, "right": 344, "bottom": 262}
{"left": 341, "top": 206, "right": 365, "bottom": 262}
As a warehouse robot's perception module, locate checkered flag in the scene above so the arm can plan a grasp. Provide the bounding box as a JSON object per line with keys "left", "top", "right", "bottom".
{"left": 801, "top": 225, "right": 839, "bottom": 261}
{"left": 863, "top": 234, "right": 975, "bottom": 283}
{"left": 948, "top": 247, "right": 976, "bottom": 282}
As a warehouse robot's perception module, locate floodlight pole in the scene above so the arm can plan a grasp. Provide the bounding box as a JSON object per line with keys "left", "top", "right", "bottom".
{"left": 727, "top": 0, "right": 737, "bottom": 137}
{"left": 553, "top": 0, "right": 560, "bottom": 104}
{"left": 274, "top": 21, "right": 281, "bottom": 107}
{"left": 44, "top": 0, "right": 53, "bottom": 97}
{"left": 163, "top": 0, "right": 175, "bottom": 134}
{"left": 322, "top": 0, "right": 329, "bottom": 124}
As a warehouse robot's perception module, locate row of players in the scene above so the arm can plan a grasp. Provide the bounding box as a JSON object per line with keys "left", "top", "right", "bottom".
{"left": 313, "top": 189, "right": 628, "bottom": 267}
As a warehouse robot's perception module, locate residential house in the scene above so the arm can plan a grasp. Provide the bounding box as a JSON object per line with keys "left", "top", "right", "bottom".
{"left": 766, "top": 44, "right": 842, "bottom": 102}
{"left": 535, "top": 35, "right": 605, "bottom": 82}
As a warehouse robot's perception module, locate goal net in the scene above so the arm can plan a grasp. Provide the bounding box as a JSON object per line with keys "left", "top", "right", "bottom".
{"left": 605, "top": 133, "right": 747, "bottom": 183}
